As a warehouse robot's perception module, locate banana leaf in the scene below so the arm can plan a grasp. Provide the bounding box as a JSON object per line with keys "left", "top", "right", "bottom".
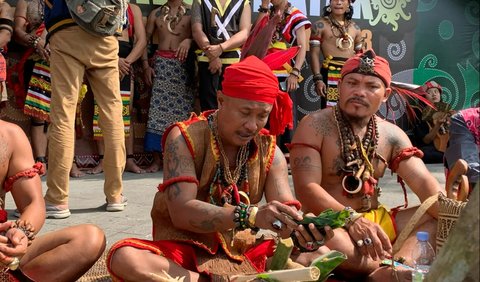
{"left": 310, "top": 250, "right": 347, "bottom": 282}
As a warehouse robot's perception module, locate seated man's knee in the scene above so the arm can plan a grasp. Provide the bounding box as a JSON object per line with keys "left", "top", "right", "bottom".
{"left": 76, "top": 224, "right": 106, "bottom": 259}
{"left": 110, "top": 246, "right": 151, "bottom": 278}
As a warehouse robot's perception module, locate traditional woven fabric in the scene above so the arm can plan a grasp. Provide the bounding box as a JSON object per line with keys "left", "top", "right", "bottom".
{"left": 93, "top": 86, "right": 131, "bottom": 139}
{"left": 23, "top": 60, "right": 52, "bottom": 121}
{"left": 321, "top": 57, "right": 346, "bottom": 107}
{"left": 436, "top": 193, "right": 467, "bottom": 253}
{"left": 144, "top": 51, "right": 194, "bottom": 152}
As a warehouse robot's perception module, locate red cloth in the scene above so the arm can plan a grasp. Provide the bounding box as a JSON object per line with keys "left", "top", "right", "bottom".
{"left": 421, "top": 80, "right": 442, "bottom": 94}
{"left": 107, "top": 238, "right": 276, "bottom": 281}
{"left": 341, "top": 49, "right": 392, "bottom": 87}
{"left": 0, "top": 53, "right": 6, "bottom": 82}
{"left": 222, "top": 56, "right": 293, "bottom": 135}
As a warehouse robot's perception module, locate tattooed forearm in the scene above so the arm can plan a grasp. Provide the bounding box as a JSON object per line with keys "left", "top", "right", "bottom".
{"left": 188, "top": 204, "right": 223, "bottom": 231}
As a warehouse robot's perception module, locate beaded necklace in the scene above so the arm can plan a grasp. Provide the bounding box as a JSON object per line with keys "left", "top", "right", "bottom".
{"left": 327, "top": 15, "right": 353, "bottom": 50}
{"left": 160, "top": 2, "right": 187, "bottom": 35}
{"left": 208, "top": 111, "right": 250, "bottom": 206}
{"left": 333, "top": 106, "right": 379, "bottom": 211}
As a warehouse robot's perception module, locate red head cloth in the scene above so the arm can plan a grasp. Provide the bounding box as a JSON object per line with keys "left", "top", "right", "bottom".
{"left": 341, "top": 49, "right": 391, "bottom": 87}
{"left": 422, "top": 80, "right": 442, "bottom": 95}
{"left": 222, "top": 56, "right": 293, "bottom": 135}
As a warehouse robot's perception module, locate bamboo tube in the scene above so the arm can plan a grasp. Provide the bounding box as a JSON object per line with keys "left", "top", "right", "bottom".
{"left": 230, "top": 266, "right": 320, "bottom": 282}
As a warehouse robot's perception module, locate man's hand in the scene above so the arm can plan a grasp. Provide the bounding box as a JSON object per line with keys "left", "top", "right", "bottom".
{"left": 315, "top": 81, "right": 326, "bottom": 97}
{"left": 254, "top": 201, "right": 302, "bottom": 239}
{"left": 286, "top": 75, "right": 299, "bottom": 93}
{"left": 204, "top": 44, "right": 223, "bottom": 60}
{"left": 0, "top": 222, "right": 29, "bottom": 265}
{"left": 118, "top": 58, "right": 131, "bottom": 80}
{"left": 208, "top": 57, "right": 222, "bottom": 74}
{"left": 294, "top": 222, "right": 334, "bottom": 252}
{"left": 175, "top": 39, "right": 192, "bottom": 62}
{"left": 347, "top": 217, "right": 392, "bottom": 261}
{"left": 143, "top": 65, "right": 154, "bottom": 87}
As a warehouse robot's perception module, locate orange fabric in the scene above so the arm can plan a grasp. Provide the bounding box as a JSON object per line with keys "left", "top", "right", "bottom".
{"left": 388, "top": 147, "right": 424, "bottom": 172}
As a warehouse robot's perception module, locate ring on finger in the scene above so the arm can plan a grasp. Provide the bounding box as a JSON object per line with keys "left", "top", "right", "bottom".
{"left": 356, "top": 239, "right": 364, "bottom": 247}
{"left": 364, "top": 238, "right": 373, "bottom": 246}
{"left": 272, "top": 219, "right": 283, "bottom": 230}
{"left": 315, "top": 238, "right": 325, "bottom": 247}
{"left": 305, "top": 241, "right": 315, "bottom": 251}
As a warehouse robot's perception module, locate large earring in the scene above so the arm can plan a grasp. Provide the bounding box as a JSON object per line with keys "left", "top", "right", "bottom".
{"left": 326, "top": 5, "right": 331, "bottom": 12}
{"left": 346, "top": 8, "right": 351, "bottom": 13}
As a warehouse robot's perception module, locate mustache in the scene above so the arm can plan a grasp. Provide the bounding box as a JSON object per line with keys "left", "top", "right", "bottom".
{"left": 347, "top": 97, "right": 369, "bottom": 106}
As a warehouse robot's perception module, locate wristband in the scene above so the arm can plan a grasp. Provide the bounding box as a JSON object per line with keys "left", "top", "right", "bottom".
{"left": 247, "top": 206, "right": 258, "bottom": 228}
{"left": 257, "top": 5, "right": 269, "bottom": 13}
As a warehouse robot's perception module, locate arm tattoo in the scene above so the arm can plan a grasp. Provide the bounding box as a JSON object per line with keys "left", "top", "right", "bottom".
{"left": 312, "top": 22, "right": 323, "bottom": 34}
{"left": 191, "top": 0, "right": 202, "bottom": 24}
{"left": 188, "top": 204, "right": 223, "bottom": 231}
{"left": 155, "top": 9, "right": 161, "bottom": 18}
{"left": 291, "top": 156, "right": 320, "bottom": 172}
{"left": 385, "top": 130, "right": 410, "bottom": 157}
{"left": 164, "top": 137, "right": 195, "bottom": 200}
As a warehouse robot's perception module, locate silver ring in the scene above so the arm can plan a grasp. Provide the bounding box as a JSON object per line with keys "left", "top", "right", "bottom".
{"left": 272, "top": 219, "right": 283, "bottom": 230}
{"left": 356, "top": 239, "right": 364, "bottom": 247}
{"left": 7, "top": 257, "right": 20, "bottom": 271}
{"left": 364, "top": 238, "right": 373, "bottom": 246}
{"left": 315, "top": 238, "right": 325, "bottom": 247}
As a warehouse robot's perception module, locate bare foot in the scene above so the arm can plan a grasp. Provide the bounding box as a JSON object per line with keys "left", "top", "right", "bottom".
{"left": 87, "top": 160, "right": 104, "bottom": 175}
{"left": 125, "top": 158, "right": 145, "bottom": 174}
{"left": 145, "top": 162, "right": 162, "bottom": 173}
{"left": 70, "top": 163, "right": 85, "bottom": 178}
{"left": 367, "top": 265, "right": 412, "bottom": 282}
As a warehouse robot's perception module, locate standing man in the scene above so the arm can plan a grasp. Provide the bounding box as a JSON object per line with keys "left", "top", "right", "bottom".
{"left": 290, "top": 50, "right": 441, "bottom": 280}
{"left": 191, "top": 0, "right": 251, "bottom": 110}
{"left": 142, "top": 0, "right": 196, "bottom": 173}
{"left": 43, "top": 0, "right": 127, "bottom": 218}
{"left": 309, "top": 0, "right": 364, "bottom": 108}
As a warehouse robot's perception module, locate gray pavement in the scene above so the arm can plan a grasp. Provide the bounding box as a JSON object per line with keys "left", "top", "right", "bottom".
{"left": 5, "top": 164, "right": 447, "bottom": 247}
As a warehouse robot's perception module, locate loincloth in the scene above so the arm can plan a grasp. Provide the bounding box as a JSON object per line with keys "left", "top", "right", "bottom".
{"left": 321, "top": 56, "right": 347, "bottom": 107}
{"left": 107, "top": 238, "right": 275, "bottom": 281}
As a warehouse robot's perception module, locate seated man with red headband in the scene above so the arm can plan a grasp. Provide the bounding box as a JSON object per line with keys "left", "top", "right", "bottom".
{"left": 290, "top": 50, "right": 442, "bottom": 281}
{"left": 106, "top": 56, "right": 331, "bottom": 281}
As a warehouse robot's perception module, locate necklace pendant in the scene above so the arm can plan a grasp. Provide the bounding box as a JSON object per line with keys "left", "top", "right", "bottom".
{"left": 361, "top": 194, "right": 371, "bottom": 212}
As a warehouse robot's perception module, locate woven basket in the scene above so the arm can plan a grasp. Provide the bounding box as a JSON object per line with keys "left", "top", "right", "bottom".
{"left": 436, "top": 192, "right": 468, "bottom": 253}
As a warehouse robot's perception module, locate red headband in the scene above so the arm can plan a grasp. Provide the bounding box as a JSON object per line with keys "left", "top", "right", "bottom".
{"left": 222, "top": 56, "right": 293, "bottom": 135}
{"left": 341, "top": 50, "right": 391, "bottom": 87}
{"left": 422, "top": 81, "right": 442, "bottom": 94}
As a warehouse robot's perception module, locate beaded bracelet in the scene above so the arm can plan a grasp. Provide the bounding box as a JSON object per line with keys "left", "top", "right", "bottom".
{"left": 233, "top": 203, "right": 249, "bottom": 230}
{"left": 10, "top": 219, "right": 36, "bottom": 246}
{"left": 313, "top": 73, "right": 323, "bottom": 82}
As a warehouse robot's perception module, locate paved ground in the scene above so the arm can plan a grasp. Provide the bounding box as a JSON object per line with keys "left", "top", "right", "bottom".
{"left": 5, "top": 164, "right": 446, "bottom": 247}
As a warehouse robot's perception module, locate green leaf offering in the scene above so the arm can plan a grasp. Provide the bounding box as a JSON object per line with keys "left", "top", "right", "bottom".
{"left": 297, "top": 208, "right": 350, "bottom": 229}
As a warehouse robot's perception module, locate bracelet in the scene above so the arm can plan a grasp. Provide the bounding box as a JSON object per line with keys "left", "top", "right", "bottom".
{"left": 10, "top": 219, "right": 36, "bottom": 246}
{"left": 233, "top": 203, "right": 249, "bottom": 230}
{"left": 292, "top": 67, "right": 301, "bottom": 73}
{"left": 343, "top": 206, "right": 362, "bottom": 230}
{"left": 247, "top": 206, "right": 258, "bottom": 229}
{"left": 219, "top": 43, "right": 224, "bottom": 53}
{"left": 313, "top": 73, "right": 323, "bottom": 82}
{"left": 257, "top": 5, "right": 269, "bottom": 13}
